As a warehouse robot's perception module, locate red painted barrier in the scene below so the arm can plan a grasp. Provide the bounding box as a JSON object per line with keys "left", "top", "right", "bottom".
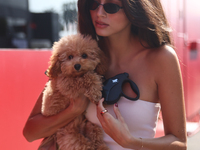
{"left": 0, "top": 50, "right": 51, "bottom": 150}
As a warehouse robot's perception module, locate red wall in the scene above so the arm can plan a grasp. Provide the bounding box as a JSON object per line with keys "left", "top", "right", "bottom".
{"left": 184, "top": 0, "right": 200, "bottom": 120}
{"left": 0, "top": 50, "right": 51, "bottom": 150}
{"left": 161, "top": 0, "right": 200, "bottom": 120}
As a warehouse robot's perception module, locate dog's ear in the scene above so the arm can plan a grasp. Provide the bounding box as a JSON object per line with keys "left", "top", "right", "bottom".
{"left": 95, "top": 50, "right": 108, "bottom": 75}
{"left": 47, "top": 55, "right": 62, "bottom": 78}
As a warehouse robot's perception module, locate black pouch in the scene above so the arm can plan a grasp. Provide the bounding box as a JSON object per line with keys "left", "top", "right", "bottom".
{"left": 102, "top": 72, "right": 140, "bottom": 105}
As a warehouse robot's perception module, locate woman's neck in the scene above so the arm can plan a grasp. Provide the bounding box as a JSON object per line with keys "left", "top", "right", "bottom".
{"left": 104, "top": 34, "right": 142, "bottom": 67}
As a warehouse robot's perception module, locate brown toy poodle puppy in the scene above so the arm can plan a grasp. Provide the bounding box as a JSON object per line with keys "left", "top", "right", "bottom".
{"left": 39, "top": 34, "right": 109, "bottom": 150}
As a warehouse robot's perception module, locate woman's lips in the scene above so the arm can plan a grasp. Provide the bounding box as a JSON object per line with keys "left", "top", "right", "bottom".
{"left": 95, "top": 21, "right": 109, "bottom": 28}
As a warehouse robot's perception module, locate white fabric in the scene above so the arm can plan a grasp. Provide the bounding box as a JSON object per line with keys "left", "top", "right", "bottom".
{"left": 85, "top": 97, "right": 161, "bottom": 150}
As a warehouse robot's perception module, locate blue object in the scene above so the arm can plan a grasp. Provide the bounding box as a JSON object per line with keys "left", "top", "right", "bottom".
{"left": 102, "top": 72, "right": 140, "bottom": 105}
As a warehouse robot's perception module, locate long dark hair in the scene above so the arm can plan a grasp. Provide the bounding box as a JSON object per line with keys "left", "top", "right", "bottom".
{"left": 77, "top": 0, "right": 172, "bottom": 48}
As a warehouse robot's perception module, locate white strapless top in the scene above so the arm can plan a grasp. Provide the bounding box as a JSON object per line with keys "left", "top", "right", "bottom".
{"left": 85, "top": 97, "right": 161, "bottom": 150}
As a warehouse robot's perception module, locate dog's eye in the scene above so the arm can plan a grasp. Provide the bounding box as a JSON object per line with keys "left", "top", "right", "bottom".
{"left": 82, "top": 53, "right": 88, "bottom": 59}
{"left": 68, "top": 55, "right": 73, "bottom": 60}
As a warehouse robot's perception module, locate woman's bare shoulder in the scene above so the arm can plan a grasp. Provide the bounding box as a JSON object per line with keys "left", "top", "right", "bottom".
{"left": 149, "top": 45, "right": 177, "bottom": 59}
{"left": 145, "top": 45, "right": 181, "bottom": 82}
{"left": 147, "top": 45, "right": 179, "bottom": 67}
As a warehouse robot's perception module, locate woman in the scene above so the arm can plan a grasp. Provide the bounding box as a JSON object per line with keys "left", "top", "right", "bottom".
{"left": 23, "top": 0, "right": 187, "bottom": 149}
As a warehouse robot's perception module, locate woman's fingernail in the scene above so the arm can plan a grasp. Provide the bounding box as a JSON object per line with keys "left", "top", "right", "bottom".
{"left": 115, "top": 103, "right": 118, "bottom": 107}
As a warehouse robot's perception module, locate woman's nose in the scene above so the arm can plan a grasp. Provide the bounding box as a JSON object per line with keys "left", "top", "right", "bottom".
{"left": 96, "top": 4, "right": 106, "bottom": 17}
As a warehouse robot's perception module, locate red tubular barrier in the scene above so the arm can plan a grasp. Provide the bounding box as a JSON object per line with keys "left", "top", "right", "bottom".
{"left": 0, "top": 50, "right": 51, "bottom": 150}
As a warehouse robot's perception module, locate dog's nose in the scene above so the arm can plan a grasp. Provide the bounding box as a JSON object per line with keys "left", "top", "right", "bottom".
{"left": 74, "top": 64, "right": 81, "bottom": 71}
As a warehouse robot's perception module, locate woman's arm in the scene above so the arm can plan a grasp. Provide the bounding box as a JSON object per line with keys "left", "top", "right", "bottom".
{"left": 148, "top": 46, "right": 187, "bottom": 149}
{"left": 23, "top": 92, "right": 89, "bottom": 142}
{"left": 96, "top": 46, "right": 187, "bottom": 150}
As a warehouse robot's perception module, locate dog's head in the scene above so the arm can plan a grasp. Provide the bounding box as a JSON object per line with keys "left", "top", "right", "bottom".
{"left": 46, "top": 34, "right": 107, "bottom": 78}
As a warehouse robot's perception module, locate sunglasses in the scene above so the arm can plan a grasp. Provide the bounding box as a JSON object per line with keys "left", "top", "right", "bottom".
{"left": 89, "top": 1, "right": 123, "bottom": 14}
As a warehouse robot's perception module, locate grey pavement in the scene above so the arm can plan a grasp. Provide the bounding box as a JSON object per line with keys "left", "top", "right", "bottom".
{"left": 188, "top": 130, "right": 200, "bottom": 150}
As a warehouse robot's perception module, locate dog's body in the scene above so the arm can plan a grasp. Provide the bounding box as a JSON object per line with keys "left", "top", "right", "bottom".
{"left": 40, "top": 34, "right": 109, "bottom": 150}
{"left": 42, "top": 71, "right": 102, "bottom": 116}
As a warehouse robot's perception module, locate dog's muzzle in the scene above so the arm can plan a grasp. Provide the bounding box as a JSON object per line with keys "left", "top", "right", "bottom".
{"left": 74, "top": 64, "right": 81, "bottom": 71}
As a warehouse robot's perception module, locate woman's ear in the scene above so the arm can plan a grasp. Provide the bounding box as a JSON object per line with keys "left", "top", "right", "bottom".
{"left": 47, "top": 55, "right": 62, "bottom": 78}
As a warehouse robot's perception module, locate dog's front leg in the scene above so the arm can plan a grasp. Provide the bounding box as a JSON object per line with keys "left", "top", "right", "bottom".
{"left": 84, "top": 74, "right": 103, "bottom": 104}
{"left": 42, "top": 81, "right": 70, "bottom": 116}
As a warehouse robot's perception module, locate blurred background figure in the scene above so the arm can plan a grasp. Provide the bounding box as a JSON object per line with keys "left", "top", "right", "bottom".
{"left": 0, "top": 0, "right": 77, "bottom": 48}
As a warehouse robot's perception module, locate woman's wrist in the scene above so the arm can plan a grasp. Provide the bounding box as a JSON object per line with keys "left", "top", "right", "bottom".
{"left": 127, "top": 136, "right": 144, "bottom": 150}
{"left": 139, "top": 138, "right": 144, "bottom": 149}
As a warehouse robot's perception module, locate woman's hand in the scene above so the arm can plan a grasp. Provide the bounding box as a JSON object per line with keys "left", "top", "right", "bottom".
{"left": 66, "top": 95, "right": 90, "bottom": 117}
{"left": 96, "top": 98, "right": 139, "bottom": 149}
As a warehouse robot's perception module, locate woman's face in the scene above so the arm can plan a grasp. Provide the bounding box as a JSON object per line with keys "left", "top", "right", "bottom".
{"left": 90, "top": 0, "right": 131, "bottom": 37}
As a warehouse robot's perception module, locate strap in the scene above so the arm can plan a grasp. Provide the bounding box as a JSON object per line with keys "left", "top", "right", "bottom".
{"left": 121, "top": 79, "right": 140, "bottom": 101}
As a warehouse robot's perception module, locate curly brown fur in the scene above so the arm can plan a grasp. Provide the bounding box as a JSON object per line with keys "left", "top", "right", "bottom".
{"left": 41, "top": 34, "right": 109, "bottom": 150}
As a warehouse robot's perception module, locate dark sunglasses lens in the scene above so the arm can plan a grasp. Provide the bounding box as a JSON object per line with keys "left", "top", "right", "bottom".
{"left": 104, "top": 3, "right": 120, "bottom": 14}
{"left": 90, "top": 1, "right": 99, "bottom": 10}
